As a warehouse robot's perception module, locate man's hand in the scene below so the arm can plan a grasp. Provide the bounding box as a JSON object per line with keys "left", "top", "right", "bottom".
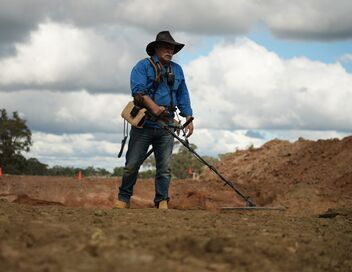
{"left": 155, "top": 106, "right": 166, "bottom": 116}
{"left": 185, "top": 116, "right": 194, "bottom": 137}
{"left": 141, "top": 95, "right": 165, "bottom": 116}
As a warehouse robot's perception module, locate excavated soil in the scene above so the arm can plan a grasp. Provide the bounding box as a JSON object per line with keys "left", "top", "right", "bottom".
{"left": 201, "top": 136, "right": 352, "bottom": 215}
{"left": 0, "top": 136, "right": 352, "bottom": 271}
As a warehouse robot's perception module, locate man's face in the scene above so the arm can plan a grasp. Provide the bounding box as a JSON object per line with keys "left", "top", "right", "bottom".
{"left": 155, "top": 42, "right": 175, "bottom": 64}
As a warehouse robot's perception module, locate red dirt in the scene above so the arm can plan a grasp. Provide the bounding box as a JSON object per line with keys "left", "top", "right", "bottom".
{"left": 200, "top": 136, "right": 352, "bottom": 215}
{"left": 0, "top": 175, "right": 243, "bottom": 210}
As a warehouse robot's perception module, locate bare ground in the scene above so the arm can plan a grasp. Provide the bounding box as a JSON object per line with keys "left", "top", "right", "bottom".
{"left": 1, "top": 136, "right": 352, "bottom": 271}
{"left": 1, "top": 200, "right": 352, "bottom": 272}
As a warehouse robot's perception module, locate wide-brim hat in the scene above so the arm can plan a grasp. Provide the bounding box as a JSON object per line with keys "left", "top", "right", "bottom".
{"left": 146, "top": 31, "right": 184, "bottom": 56}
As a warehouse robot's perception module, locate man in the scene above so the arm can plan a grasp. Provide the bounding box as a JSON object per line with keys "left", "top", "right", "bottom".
{"left": 115, "top": 31, "right": 194, "bottom": 209}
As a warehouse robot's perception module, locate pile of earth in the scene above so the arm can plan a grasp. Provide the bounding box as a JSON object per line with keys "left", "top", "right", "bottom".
{"left": 201, "top": 135, "right": 352, "bottom": 215}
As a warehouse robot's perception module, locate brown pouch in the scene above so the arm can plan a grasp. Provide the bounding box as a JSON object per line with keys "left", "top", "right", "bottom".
{"left": 121, "top": 101, "right": 147, "bottom": 128}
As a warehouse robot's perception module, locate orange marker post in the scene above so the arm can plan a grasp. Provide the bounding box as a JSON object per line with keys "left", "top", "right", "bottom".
{"left": 77, "top": 171, "right": 83, "bottom": 180}
{"left": 0, "top": 167, "right": 2, "bottom": 177}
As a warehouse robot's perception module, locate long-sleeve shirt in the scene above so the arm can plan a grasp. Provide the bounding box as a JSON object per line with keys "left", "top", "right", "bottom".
{"left": 130, "top": 55, "right": 193, "bottom": 127}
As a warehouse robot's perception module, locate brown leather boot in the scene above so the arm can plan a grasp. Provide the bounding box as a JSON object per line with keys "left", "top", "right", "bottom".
{"left": 113, "top": 200, "right": 128, "bottom": 209}
{"left": 158, "top": 200, "right": 168, "bottom": 209}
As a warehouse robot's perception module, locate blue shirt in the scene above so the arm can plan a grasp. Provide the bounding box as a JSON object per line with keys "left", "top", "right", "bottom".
{"left": 130, "top": 55, "right": 193, "bottom": 127}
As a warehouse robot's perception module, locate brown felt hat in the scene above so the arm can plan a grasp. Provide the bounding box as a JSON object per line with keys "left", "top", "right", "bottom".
{"left": 146, "top": 31, "right": 184, "bottom": 56}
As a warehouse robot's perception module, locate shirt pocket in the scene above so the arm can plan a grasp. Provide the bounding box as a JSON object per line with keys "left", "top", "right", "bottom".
{"left": 146, "top": 70, "right": 156, "bottom": 82}
{"left": 145, "top": 70, "right": 157, "bottom": 95}
{"left": 172, "top": 76, "right": 182, "bottom": 91}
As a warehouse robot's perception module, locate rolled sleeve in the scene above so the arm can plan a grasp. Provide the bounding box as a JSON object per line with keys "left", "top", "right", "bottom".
{"left": 130, "top": 60, "right": 149, "bottom": 97}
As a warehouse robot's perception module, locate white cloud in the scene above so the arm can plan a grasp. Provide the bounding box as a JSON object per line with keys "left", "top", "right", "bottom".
{"left": 0, "top": 89, "right": 130, "bottom": 133}
{"left": 263, "top": 0, "right": 352, "bottom": 40}
{"left": 262, "top": 129, "right": 350, "bottom": 142}
{"left": 192, "top": 129, "right": 264, "bottom": 156}
{"left": 111, "top": 0, "right": 352, "bottom": 40}
{"left": 186, "top": 38, "right": 352, "bottom": 131}
{"left": 1, "top": 0, "right": 352, "bottom": 58}
{"left": 31, "top": 132, "right": 119, "bottom": 157}
{"left": 0, "top": 20, "right": 204, "bottom": 93}
{"left": 0, "top": 21, "right": 146, "bottom": 93}
{"left": 339, "top": 54, "right": 352, "bottom": 63}
{"left": 104, "top": 0, "right": 352, "bottom": 40}
{"left": 114, "top": 0, "right": 260, "bottom": 35}
{"left": 172, "top": 128, "right": 350, "bottom": 158}
{"left": 28, "top": 131, "right": 124, "bottom": 170}
{"left": 2, "top": 37, "right": 352, "bottom": 170}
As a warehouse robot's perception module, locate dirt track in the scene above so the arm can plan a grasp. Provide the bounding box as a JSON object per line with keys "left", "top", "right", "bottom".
{"left": 1, "top": 200, "right": 352, "bottom": 272}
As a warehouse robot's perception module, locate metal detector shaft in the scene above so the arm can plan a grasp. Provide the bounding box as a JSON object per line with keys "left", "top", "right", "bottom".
{"left": 143, "top": 117, "right": 194, "bottom": 162}
{"left": 158, "top": 120, "right": 256, "bottom": 207}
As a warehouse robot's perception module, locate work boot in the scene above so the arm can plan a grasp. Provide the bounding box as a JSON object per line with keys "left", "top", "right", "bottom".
{"left": 113, "top": 200, "right": 128, "bottom": 209}
{"left": 158, "top": 200, "right": 168, "bottom": 209}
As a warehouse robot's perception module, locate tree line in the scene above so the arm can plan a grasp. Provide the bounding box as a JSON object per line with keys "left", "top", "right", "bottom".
{"left": 0, "top": 108, "right": 218, "bottom": 178}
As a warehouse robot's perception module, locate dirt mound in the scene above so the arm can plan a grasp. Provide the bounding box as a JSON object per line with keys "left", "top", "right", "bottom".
{"left": 201, "top": 136, "right": 352, "bottom": 215}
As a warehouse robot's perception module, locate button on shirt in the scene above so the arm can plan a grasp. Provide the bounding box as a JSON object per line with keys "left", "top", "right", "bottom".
{"left": 130, "top": 55, "right": 193, "bottom": 127}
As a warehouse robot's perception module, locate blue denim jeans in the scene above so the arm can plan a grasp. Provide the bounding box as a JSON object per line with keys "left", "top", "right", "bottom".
{"left": 118, "top": 127, "right": 174, "bottom": 205}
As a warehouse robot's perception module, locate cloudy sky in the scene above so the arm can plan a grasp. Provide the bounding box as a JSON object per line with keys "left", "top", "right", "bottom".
{"left": 1, "top": 0, "right": 351, "bottom": 171}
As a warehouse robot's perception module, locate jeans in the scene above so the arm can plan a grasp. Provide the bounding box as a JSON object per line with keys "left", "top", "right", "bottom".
{"left": 118, "top": 127, "right": 174, "bottom": 205}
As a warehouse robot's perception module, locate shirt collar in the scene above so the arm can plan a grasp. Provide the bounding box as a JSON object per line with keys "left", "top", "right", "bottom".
{"left": 152, "top": 54, "right": 173, "bottom": 71}
{"left": 152, "top": 54, "right": 160, "bottom": 64}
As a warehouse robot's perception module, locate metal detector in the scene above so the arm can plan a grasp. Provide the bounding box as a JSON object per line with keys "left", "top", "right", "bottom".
{"left": 143, "top": 114, "right": 285, "bottom": 211}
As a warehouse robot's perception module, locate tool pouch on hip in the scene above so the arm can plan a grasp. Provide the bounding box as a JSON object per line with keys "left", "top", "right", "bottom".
{"left": 121, "top": 101, "right": 147, "bottom": 128}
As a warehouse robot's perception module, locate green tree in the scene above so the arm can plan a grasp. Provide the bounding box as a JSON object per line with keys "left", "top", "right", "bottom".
{"left": 96, "top": 168, "right": 111, "bottom": 176}
{"left": 0, "top": 109, "right": 32, "bottom": 174}
{"left": 113, "top": 166, "right": 124, "bottom": 177}
{"left": 170, "top": 144, "right": 203, "bottom": 179}
{"left": 138, "top": 169, "right": 156, "bottom": 179}
{"left": 83, "top": 166, "right": 96, "bottom": 176}
{"left": 48, "top": 166, "right": 76, "bottom": 176}
{"left": 24, "top": 158, "right": 48, "bottom": 175}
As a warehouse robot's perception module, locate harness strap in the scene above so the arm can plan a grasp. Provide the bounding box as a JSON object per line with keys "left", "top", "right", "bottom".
{"left": 165, "top": 65, "right": 175, "bottom": 109}
{"left": 147, "top": 57, "right": 176, "bottom": 112}
{"left": 147, "top": 57, "right": 162, "bottom": 85}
